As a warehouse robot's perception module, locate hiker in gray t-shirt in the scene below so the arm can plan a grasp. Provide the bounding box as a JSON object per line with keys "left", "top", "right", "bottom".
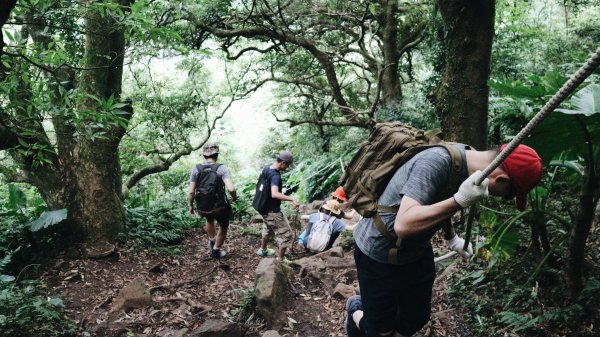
{"left": 187, "top": 142, "right": 237, "bottom": 259}
{"left": 345, "top": 144, "right": 543, "bottom": 337}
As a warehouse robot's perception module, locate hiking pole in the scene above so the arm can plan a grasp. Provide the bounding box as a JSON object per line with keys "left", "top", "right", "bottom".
{"left": 462, "top": 46, "right": 600, "bottom": 252}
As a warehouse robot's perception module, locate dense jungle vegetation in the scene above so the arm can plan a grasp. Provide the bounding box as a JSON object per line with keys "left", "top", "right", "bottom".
{"left": 0, "top": 0, "right": 599, "bottom": 336}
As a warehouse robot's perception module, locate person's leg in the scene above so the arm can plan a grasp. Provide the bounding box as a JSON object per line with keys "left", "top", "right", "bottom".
{"left": 213, "top": 212, "right": 230, "bottom": 249}
{"left": 393, "top": 249, "right": 435, "bottom": 337}
{"left": 271, "top": 212, "right": 293, "bottom": 261}
{"left": 205, "top": 217, "right": 216, "bottom": 241}
{"left": 353, "top": 246, "right": 404, "bottom": 337}
{"left": 260, "top": 227, "right": 270, "bottom": 250}
{"left": 257, "top": 216, "right": 275, "bottom": 256}
{"left": 204, "top": 216, "right": 216, "bottom": 250}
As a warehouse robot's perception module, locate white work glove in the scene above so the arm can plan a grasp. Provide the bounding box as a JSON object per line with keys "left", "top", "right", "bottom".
{"left": 447, "top": 235, "right": 473, "bottom": 259}
{"left": 453, "top": 170, "right": 489, "bottom": 208}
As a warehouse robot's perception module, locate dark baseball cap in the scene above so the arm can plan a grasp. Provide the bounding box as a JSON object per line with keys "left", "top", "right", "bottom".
{"left": 277, "top": 150, "right": 294, "bottom": 167}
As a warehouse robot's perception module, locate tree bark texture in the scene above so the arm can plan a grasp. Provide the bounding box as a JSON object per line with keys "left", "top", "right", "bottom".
{"left": 378, "top": 0, "right": 402, "bottom": 106}
{"left": 566, "top": 183, "right": 597, "bottom": 301}
{"left": 0, "top": 1, "right": 132, "bottom": 243}
{"left": 69, "top": 0, "right": 131, "bottom": 241}
{"left": 433, "top": 0, "right": 495, "bottom": 150}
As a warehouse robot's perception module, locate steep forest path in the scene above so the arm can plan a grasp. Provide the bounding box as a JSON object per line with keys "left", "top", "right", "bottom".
{"left": 40, "top": 219, "right": 474, "bottom": 337}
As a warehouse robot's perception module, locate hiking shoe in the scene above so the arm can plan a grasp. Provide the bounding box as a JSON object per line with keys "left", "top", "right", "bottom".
{"left": 256, "top": 248, "right": 275, "bottom": 257}
{"left": 345, "top": 295, "right": 364, "bottom": 337}
{"left": 210, "top": 248, "right": 227, "bottom": 259}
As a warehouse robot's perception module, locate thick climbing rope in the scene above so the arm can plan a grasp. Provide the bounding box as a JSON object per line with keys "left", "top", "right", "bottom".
{"left": 477, "top": 46, "right": 600, "bottom": 184}
{"left": 458, "top": 47, "right": 600, "bottom": 255}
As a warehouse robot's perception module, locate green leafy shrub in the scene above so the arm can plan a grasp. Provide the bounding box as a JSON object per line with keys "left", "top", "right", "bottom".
{"left": 0, "top": 252, "right": 75, "bottom": 337}
{"left": 0, "top": 281, "right": 76, "bottom": 337}
{"left": 121, "top": 198, "right": 197, "bottom": 251}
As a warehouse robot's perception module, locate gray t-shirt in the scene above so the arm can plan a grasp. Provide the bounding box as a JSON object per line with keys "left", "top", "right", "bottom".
{"left": 353, "top": 145, "right": 468, "bottom": 264}
{"left": 189, "top": 162, "right": 231, "bottom": 182}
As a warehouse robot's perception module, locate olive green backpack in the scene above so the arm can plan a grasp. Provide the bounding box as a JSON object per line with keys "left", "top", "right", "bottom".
{"left": 340, "top": 122, "right": 464, "bottom": 264}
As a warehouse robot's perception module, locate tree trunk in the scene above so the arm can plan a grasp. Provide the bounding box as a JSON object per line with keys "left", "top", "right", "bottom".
{"left": 0, "top": 1, "right": 132, "bottom": 243}
{"left": 432, "top": 0, "right": 495, "bottom": 149}
{"left": 566, "top": 183, "right": 597, "bottom": 301}
{"left": 69, "top": 0, "right": 131, "bottom": 241}
{"left": 379, "top": 0, "right": 402, "bottom": 106}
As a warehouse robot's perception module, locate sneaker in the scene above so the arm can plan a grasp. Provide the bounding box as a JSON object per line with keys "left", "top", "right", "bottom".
{"left": 210, "top": 248, "right": 227, "bottom": 259}
{"left": 256, "top": 248, "right": 275, "bottom": 257}
{"left": 345, "top": 295, "right": 364, "bottom": 337}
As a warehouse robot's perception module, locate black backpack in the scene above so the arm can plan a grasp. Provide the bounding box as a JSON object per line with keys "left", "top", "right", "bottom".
{"left": 252, "top": 168, "right": 270, "bottom": 214}
{"left": 194, "top": 163, "right": 227, "bottom": 215}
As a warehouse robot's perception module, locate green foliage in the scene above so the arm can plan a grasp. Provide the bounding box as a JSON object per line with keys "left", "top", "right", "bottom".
{"left": 448, "top": 257, "right": 596, "bottom": 336}
{"left": 231, "top": 180, "right": 257, "bottom": 224}
{"left": 228, "top": 286, "right": 255, "bottom": 318}
{"left": 0, "top": 281, "right": 76, "bottom": 337}
{"left": 121, "top": 199, "right": 197, "bottom": 251}
{"left": 0, "top": 246, "right": 74, "bottom": 337}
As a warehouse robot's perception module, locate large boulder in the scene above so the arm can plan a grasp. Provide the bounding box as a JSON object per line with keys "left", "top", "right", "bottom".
{"left": 188, "top": 319, "right": 243, "bottom": 337}
{"left": 254, "top": 259, "right": 291, "bottom": 325}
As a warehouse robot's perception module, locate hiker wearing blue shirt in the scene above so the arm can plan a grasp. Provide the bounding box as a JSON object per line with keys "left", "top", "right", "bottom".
{"left": 298, "top": 199, "right": 357, "bottom": 252}
{"left": 255, "top": 150, "right": 300, "bottom": 261}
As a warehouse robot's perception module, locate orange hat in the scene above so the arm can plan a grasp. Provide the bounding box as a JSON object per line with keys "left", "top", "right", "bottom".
{"left": 331, "top": 187, "right": 347, "bottom": 201}
{"left": 500, "top": 144, "right": 543, "bottom": 211}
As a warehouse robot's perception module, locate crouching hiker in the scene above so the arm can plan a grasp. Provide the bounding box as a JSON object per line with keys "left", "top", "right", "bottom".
{"left": 298, "top": 199, "right": 357, "bottom": 253}
{"left": 345, "top": 144, "right": 542, "bottom": 337}
{"left": 330, "top": 186, "right": 357, "bottom": 220}
{"left": 252, "top": 150, "right": 300, "bottom": 261}
{"left": 188, "top": 142, "right": 238, "bottom": 259}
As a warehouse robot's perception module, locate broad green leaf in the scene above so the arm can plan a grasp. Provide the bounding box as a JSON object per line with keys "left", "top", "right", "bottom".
{"left": 555, "top": 83, "right": 600, "bottom": 117}
{"left": 47, "top": 297, "right": 64, "bottom": 307}
{"left": 488, "top": 78, "right": 547, "bottom": 99}
{"left": 0, "top": 275, "right": 15, "bottom": 282}
{"left": 30, "top": 209, "right": 68, "bottom": 232}
{"left": 527, "top": 111, "right": 600, "bottom": 166}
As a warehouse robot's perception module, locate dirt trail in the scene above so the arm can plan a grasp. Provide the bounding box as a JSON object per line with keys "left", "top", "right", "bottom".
{"left": 41, "top": 222, "right": 473, "bottom": 337}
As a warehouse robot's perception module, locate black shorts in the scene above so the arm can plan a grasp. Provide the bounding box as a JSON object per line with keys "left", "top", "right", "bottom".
{"left": 203, "top": 208, "right": 230, "bottom": 228}
{"left": 354, "top": 245, "right": 435, "bottom": 336}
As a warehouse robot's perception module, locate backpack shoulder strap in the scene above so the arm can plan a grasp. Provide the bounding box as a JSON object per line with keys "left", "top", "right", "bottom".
{"left": 208, "top": 163, "right": 222, "bottom": 172}
{"left": 195, "top": 164, "right": 207, "bottom": 185}
{"left": 372, "top": 143, "right": 464, "bottom": 265}
{"left": 437, "top": 143, "right": 463, "bottom": 200}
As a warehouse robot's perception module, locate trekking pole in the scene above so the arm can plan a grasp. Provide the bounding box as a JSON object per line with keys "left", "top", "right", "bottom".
{"left": 462, "top": 46, "right": 600, "bottom": 251}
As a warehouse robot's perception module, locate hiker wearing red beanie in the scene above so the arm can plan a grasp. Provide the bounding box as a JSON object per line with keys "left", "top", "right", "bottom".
{"left": 346, "top": 143, "right": 542, "bottom": 337}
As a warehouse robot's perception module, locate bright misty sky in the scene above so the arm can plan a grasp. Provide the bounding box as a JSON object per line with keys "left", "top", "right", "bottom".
{"left": 137, "top": 55, "right": 278, "bottom": 175}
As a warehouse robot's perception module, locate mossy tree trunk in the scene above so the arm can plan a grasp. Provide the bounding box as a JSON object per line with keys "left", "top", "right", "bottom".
{"left": 432, "top": 0, "right": 495, "bottom": 149}
{"left": 0, "top": 0, "right": 133, "bottom": 243}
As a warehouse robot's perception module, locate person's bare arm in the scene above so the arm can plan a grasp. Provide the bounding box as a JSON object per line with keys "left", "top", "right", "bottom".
{"left": 223, "top": 178, "right": 237, "bottom": 201}
{"left": 187, "top": 182, "right": 196, "bottom": 215}
{"left": 271, "top": 185, "right": 299, "bottom": 209}
{"left": 394, "top": 196, "right": 461, "bottom": 238}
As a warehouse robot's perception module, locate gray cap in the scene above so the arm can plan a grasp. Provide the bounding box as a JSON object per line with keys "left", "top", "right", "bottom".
{"left": 277, "top": 150, "right": 294, "bottom": 165}
{"left": 203, "top": 142, "right": 219, "bottom": 156}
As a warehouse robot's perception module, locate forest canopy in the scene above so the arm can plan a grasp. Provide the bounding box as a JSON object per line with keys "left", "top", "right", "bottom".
{"left": 0, "top": 0, "right": 599, "bottom": 336}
